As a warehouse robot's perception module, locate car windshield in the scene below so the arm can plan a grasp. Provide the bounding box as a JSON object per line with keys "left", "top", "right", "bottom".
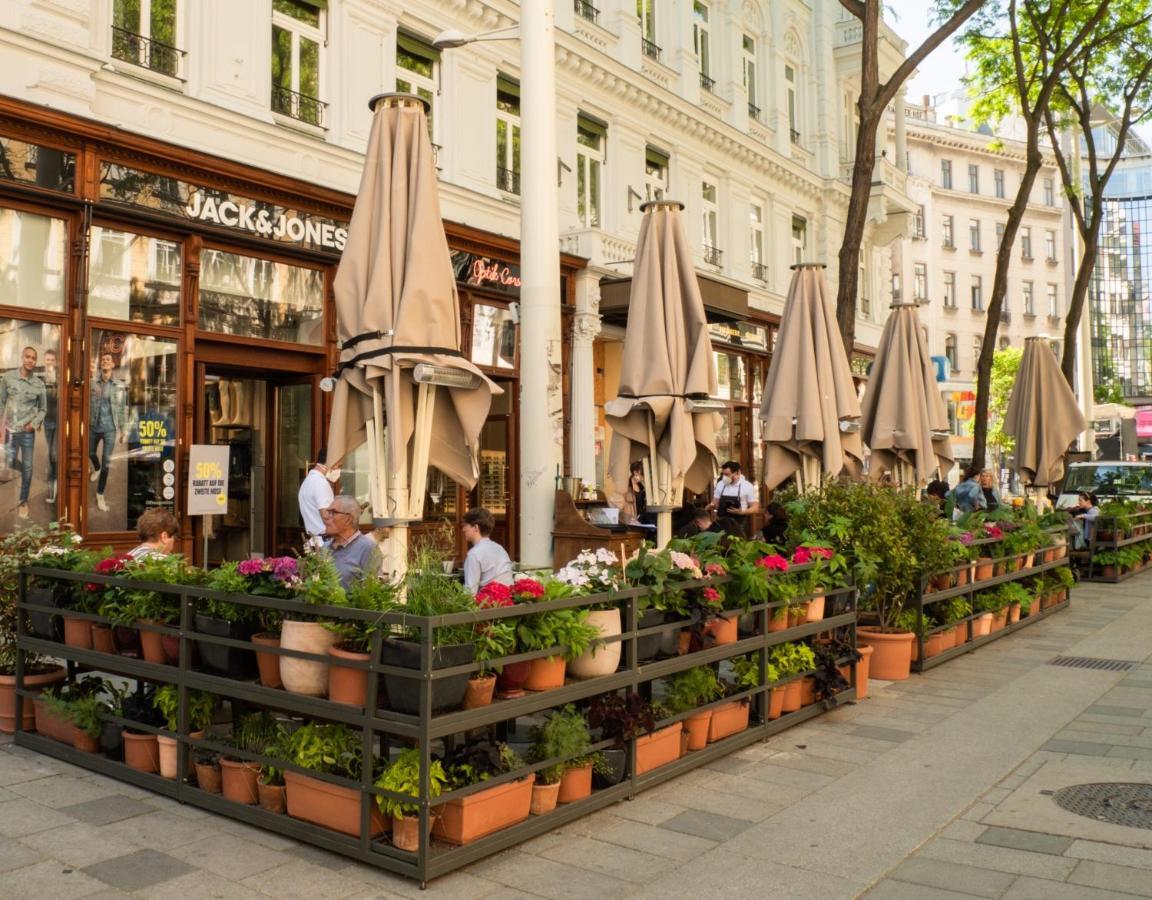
{"left": 1064, "top": 465, "right": 1152, "bottom": 496}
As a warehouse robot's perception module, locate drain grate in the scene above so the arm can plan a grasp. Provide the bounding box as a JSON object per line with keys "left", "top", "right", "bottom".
{"left": 1048, "top": 656, "right": 1138, "bottom": 672}
{"left": 1051, "top": 783, "right": 1152, "bottom": 830}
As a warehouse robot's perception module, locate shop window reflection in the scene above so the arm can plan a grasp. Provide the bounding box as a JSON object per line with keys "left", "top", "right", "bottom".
{"left": 0, "top": 319, "right": 61, "bottom": 529}
{"left": 713, "top": 351, "right": 746, "bottom": 401}
{"left": 87, "top": 226, "right": 181, "bottom": 326}
{"left": 470, "top": 303, "right": 516, "bottom": 370}
{"left": 0, "top": 208, "right": 67, "bottom": 312}
{"left": 87, "top": 329, "right": 178, "bottom": 533}
{"left": 199, "top": 248, "right": 323, "bottom": 345}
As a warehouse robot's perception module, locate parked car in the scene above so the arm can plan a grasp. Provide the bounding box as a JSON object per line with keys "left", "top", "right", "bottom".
{"left": 1056, "top": 461, "right": 1152, "bottom": 509}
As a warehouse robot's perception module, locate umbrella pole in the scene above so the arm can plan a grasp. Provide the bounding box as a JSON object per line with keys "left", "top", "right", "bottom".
{"left": 408, "top": 382, "right": 436, "bottom": 518}
{"left": 656, "top": 511, "right": 672, "bottom": 549}
{"left": 383, "top": 367, "right": 410, "bottom": 586}
{"left": 369, "top": 383, "right": 387, "bottom": 519}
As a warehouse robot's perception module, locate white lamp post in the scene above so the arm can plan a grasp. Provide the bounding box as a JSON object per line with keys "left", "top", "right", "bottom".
{"left": 435, "top": 2, "right": 562, "bottom": 570}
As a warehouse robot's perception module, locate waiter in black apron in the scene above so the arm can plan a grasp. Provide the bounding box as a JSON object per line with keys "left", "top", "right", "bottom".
{"left": 709, "top": 460, "right": 759, "bottom": 538}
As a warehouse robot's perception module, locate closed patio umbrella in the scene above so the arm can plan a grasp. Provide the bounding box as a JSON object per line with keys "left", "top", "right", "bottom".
{"left": 1003, "top": 336, "right": 1087, "bottom": 488}
{"left": 325, "top": 94, "right": 498, "bottom": 575}
{"left": 604, "top": 201, "right": 720, "bottom": 547}
{"left": 759, "top": 264, "right": 862, "bottom": 492}
{"left": 860, "top": 302, "right": 953, "bottom": 486}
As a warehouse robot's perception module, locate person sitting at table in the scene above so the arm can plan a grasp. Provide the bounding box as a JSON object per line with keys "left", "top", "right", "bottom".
{"left": 321, "top": 495, "right": 381, "bottom": 588}
{"left": 462, "top": 507, "right": 513, "bottom": 594}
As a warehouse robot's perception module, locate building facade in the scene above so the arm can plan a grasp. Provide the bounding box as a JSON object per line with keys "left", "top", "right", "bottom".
{"left": 0, "top": 0, "right": 912, "bottom": 558}
{"left": 896, "top": 94, "right": 1067, "bottom": 467}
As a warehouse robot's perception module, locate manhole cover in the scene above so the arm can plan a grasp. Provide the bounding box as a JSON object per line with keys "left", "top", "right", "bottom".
{"left": 1048, "top": 656, "right": 1138, "bottom": 672}
{"left": 1052, "top": 783, "right": 1152, "bottom": 829}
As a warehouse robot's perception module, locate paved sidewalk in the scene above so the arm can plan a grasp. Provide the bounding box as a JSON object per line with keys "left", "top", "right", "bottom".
{"left": 2, "top": 577, "right": 1152, "bottom": 898}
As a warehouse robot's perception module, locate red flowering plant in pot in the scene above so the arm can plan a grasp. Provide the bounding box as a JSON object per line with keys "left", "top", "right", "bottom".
{"left": 469, "top": 583, "right": 517, "bottom": 708}
{"left": 97, "top": 553, "right": 197, "bottom": 664}
{"left": 789, "top": 544, "right": 841, "bottom": 623}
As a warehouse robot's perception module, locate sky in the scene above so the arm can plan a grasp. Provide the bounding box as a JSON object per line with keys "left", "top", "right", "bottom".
{"left": 884, "top": 2, "right": 969, "bottom": 105}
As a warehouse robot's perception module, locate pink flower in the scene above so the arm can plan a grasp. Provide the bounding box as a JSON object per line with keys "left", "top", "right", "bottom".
{"left": 476, "top": 582, "right": 514, "bottom": 608}
{"left": 984, "top": 524, "right": 1003, "bottom": 539}
{"left": 237, "top": 559, "right": 266, "bottom": 577}
{"left": 704, "top": 562, "right": 727, "bottom": 577}
{"left": 810, "top": 547, "right": 834, "bottom": 560}
{"left": 756, "top": 554, "right": 790, "bottom": 572}
{"left": 701, "top": 587, "right": 722, "bottom": 606}
{"left": 959, "top": 532, "right": 974, "bottom": 545}
{"left": 791, "top": 547, "right": 812, "bottom": 565}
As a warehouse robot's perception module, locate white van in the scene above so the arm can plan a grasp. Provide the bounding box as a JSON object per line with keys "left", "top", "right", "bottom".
{"left": 1056, "top": 461, "right": 1152, "bottom": 509}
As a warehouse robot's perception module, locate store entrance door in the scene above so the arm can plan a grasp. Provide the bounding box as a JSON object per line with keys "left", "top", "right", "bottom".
{"left": 196, "top": 366, "right": 315, "bottom": 565}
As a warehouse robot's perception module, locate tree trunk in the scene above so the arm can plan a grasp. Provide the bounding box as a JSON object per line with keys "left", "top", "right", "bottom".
{"left": 1061, "top": 226, "right": 1100, "bottom": 386}
{"left": 971, "top": 144, "right": 1044, "bottom": 468}
{"left": 836, "top": 111, "right": 880, "bottom": 356}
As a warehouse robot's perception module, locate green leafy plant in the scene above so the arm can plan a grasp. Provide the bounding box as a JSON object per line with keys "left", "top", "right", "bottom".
{"left": 515, "top": 606, "right": 600, "bottom": 662}
{"left": 472, "top": 619, "right": 516, "bottom": 675}
{"left": 662, "top": 665, "right": 723, "bottom": 714}
{"left": 530, "top": 704, "right": 592, "bottom": 784}
{"left": 729, "top": 654, "right": 775, "bottom": 690}
{"left": 766, "top": 642, "right": 816, "bottom": 679}
{"left": 442, "top": 738, "right": 524, "bottom": 789}
{"left": 43, "top": 677, "right": 114, "bottom": 739}
{"left": 398, "top": 547, "right": 476, "bottom": 646}
{"left": 284, "top": 721, "right": 365, "bottom": 780}
{"left": 152, "top": 685, "right": 216, "bottom": 734}
{"left": 375, "top": 748, "right": 447, "bottom": 818}
{"left": 587, "top": 691, "right": 657, "bottom": 746}
{"left": 230, "top": 712, "right": 285, "bottom": 762}
{"left": 326, "top": 575, "right": 397, "bottom": 651}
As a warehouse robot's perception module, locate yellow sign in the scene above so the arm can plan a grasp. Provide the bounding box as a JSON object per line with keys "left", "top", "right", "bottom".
{"left": 187, "top": 444, "right": 230, "bottom": 516}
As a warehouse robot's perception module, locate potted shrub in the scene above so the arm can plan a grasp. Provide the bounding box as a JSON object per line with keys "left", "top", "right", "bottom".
{"left": 622, "top": 545, "right": 685, "bottom": 662}
{"left": 120, "top": 685, "right": 164, "bottom": 773}
{"left": 38, "top": 678, "right": 109, "bottom": 750}
{"left": 0, "top": 523, "right": 71, "bottom": 732}
{"left": 709, "top": 657, "right": 757, "bottom": 741}
{"left": 256, "top": 727, "right": 291, "bottom": 813}
{"left": 377, "top": 748, "right": 446, "bottom": 851}
{"left": 221, "top": 713, "right": 280, "bottom": 804}
{"left": 325, "top": 575, "right": 396, "bottom": 707}
{"left": 790, "top": 545, "right": 840, "bottom": 621}
{"left": 114, "top": 554, "right": 198, "bottom": 665}
{"left": 193, "top": 569, "right": 262, "bottom": 679}
{"left": 284, "top": 721, "right": 386, "bottom": 836}
{"left": 26, "top": 528, "right": 92, "bottom": 643}
{"left": 587, "top": 690, "right": 678, "bottom": 781}
{"left": 554, "top": 549, "right": 623, "bottom": 680}
{"left": 468, "top": 593, "right": 516, "bottom": 710}
{"left": 494, "top": 578, "right": 547, "bottom": 697}
{"left": 271, "top": 554, "right": 345, "bottom": 697}
{"left": 768, "top": 642, "right": 816, "bottom": 713}
{"left": 153, "top": 685, "right": 215, "bottom": 779}
{"left": 194, "top": 747, "right": 222, "bottom": 794}
{"left": 531, "top": 704, "right": 595, "bottom": 804}
{"left": 515, "top": 581, "right": 599, "bottom": 692}
{"left": 662, "top": 665, "right": 723, "bottom": 750}
{"left": 63, "top": 685, "right": 112, "bottom": 754}
{"left": 381, "top": 549, "right": 476, "bottom": 714}
{"left": 434, "top": 739, "right": 533, "bottom": 844}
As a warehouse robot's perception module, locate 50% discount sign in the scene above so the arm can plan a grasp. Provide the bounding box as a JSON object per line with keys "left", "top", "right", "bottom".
{"left": 186, "top": 444, "right": 231, "bottom": 516}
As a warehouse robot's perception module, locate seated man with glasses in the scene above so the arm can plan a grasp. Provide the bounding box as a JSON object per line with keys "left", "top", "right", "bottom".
{"left": 462, "top": 507, "right": 513, "bottom": 595}
{"left": 321, "top": 494, "right": 381, "bottom": 588}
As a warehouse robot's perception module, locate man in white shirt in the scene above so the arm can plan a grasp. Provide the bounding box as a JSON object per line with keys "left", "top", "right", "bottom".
{"left": 709, "top": 460, "right": 760, "bottom": 537}
{"left": 462, "top": 507, "right": 513, "bottom": 594}
{"left": 298, "top": 448, "right": 337, "bottom": 548}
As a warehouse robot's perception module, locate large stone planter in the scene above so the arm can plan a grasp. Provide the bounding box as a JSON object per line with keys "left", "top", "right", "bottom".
{"left": 279, "top": 620, "right": 338, "bottom": 697}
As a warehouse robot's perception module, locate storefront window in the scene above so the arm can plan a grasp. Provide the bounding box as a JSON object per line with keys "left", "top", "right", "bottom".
{"left": 470, "top": 304, "right": 516, "bottom": 370}
{"left": 88, "top": 329, "right": 178, "bottom": 532}
{"left": 0, "top": 138, "right": 75, "bottom": 193}
{"left": 88, "top": 226, "right": 182, "bottom": 326}
{"left": 199, "top": 249, "right": 323, "bottom": 344}
{"left": 0, "top": 208, "right": 68, "bottom": 312}
{"left": 0, "top": 320, "right": 61, "bottom": 528}
{"left": 713, "top": 351, "right": 746, "bottom": 401}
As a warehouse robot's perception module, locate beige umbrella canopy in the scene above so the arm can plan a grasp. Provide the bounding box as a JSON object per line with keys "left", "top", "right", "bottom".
{"left": 859, "top": 302, "right": 954, "bottom": 486}
{"left": 1003, "top": 336, "right": 1087, "bottom": 488}
{"left": 759, "top": 264, "right": 862, "bottom": 491}
{"left": 326, "top": 94, "right": 498, "bottom": 545}
{"left": 605, "top": 201, "right": 720, "bottom": 546}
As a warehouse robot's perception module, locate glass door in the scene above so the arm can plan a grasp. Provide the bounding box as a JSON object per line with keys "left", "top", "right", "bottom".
{"left": 272, "top": 380, "right": 313, "bottom": 556}
{"left": 468, "top": 383, "right": 516, "bottom": 557}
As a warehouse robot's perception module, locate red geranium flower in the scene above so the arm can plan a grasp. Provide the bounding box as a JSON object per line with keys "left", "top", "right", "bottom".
{"left": 476, "top": 582, "right": 515, "bottom": 608}
{"left": 791, "top": 547, "right": 812, "bottom": 565}
{"left": 704, "top": 562, "right": 727, "bottom": 577}
{"left": 701, "top": 586, "right": 722, "bottom": 605}
{"left": 755, "top": 554, "right": 790, "bottom": 572}
{"left": 87, "top": 552, "right": 132, "bottom": 592}
{"left": 510, "top": 578, "right": 545, "bottom": 601}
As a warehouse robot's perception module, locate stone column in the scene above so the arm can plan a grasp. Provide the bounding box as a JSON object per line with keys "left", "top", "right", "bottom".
{"left": 570, "top": 271, "right": 602, "bottom": 485}
{"left": 894, "top": 89, "right": 908, "bottom": 172}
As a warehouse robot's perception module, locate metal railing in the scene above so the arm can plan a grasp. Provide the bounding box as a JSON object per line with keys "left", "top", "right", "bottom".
{"left": 700, "top": 72, "right": 716, "bottom": 93}
{"left": 790, "top": 128, "right": 801, "bottom": 144}
{"left": 750, "top": 261, "right": 768, "bottom": 282}
{"left": 703, "top": 245, "right": 723, "bottom": 267}
{"left": 574, "top": 0, "right": 600, "bottom": 23}
{"left": 641, "top": 37, "right": 662, "bottom": 62}
{"left": 111, "top": 26, "right": 185, "bottom": 79}
{"left": 496, "top": 166, "right": 521, "bottom": 195}
{"left": 748, "top": 102, "right": 761, "bottom": 122}
{"left": 271, "top": 86, "right": 327, "bottom": 128}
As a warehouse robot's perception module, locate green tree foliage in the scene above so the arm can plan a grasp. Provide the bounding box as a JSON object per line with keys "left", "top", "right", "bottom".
{"left": 987, "top": 347, "right": 1024, "bottom": 456}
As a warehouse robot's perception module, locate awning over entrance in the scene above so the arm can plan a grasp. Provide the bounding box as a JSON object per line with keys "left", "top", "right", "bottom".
{"left": 599, "top": 272, "right": 749, "bottom": 324}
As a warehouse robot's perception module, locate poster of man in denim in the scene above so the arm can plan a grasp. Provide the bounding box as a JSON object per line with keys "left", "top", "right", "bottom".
{"left": 89, "top": 351, "right": 128, "bottom": 513}
{"left": 0, "top": 346, "right": 46, "bottom": 520}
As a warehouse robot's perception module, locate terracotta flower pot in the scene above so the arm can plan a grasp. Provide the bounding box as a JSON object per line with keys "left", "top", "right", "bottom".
{"left": 855, "top": 645, "right": 873, "bottom": 700}
{"left": 257, "top": 776, "right": 286, "bottom": 813}
{"left": 530, "top": 780, "right": 561, "bottom": 815}
{"left": 806, "top": 592, "right": 826, "bottom": 622}
{"left": 1008, "top": 602, "right": 1021, "bottom": 624}
{"left": 677, "top": 630, "right": 692, "bottom": 654}
{"left": 767, "top": 609, "right": 789, "bottom": 633}
{"left": 781, "top": 680, "right": 803, "bottom": 713}
{"left": 975, "top": 558, "right": 994, "bottom": 581}
{"left": 0, "top": 666, "right": 66, "bottom": 734}
{"left": 990, "top": 608, "right": 1009, "bottom": 632}
{"left": 557, "top": 762, "right": 593, "bottom": 803}
{"left": 936, "top": 627, "right": 957, "bottom": 652}
{"left": 952, "top": 623, "right": 968, "bottom": 647}
{"left": 955, "top": 567, "right": 970, "bottom": 586}
{"left": 1024, "top": 552, "right": 1036, "bottom": 569}
{"left": 123, "top": 732, "right": 160, "bottom": 773}
{"left": 856, "top": 628, "right": 914, "bottom": 681}
{"left": 463, "top": 674, "right": 497, "bottom": 710}
{"left": 433, "top": 775, "right": 535, "bottom": 845}
{"left": 708, "top": 700, "right": 750, "bottom": 741}
{"left": 495, "top": 659, "right": 531, "bottom": 699}
{"left": 279, "top": 620, "right": 337, "bottom": 697}
{"left": 158, "top": 735, "right": 181, "bottom": 780}
{"left": 72, "top": 729, "right": 100, "bottom": 754}
{"left": 799, "top": 676, "right": 817, "bottom": 707}
{"left": 1101, "top": 565, "right": 1118, "bottom": 579}
{"left": 972, "top": 612, "right": 994, "bottom": 637}
{"left": 788, "top": 610, "right": 805, "bottom": 628}
{"left": 196, "top": 762, "right": 222, "bottom": 794}
{"left": 568, "top": 609, "right": 622, "bottom": 679}
{"left": 391, "top": 814, "right": 424, "bottom": 852}
{"left": 33, "top": 697, "right": 73, "bottom": 742}
{"left": 138, "top": 619, "right": 171, "bottom": 665}
{"left": 703, "top": 613, "right": 739, "bottom": 646}
{"left": 525, "top": 656, "right": 566, "bottom": 692}
{"left": 251, "top": 632, "right": 283, "bottom": 689}
{"left": 635, "top": 722, "right": 683, "bottom": 774}
{"left": 922, "top": 631, "right": 946, "bottom": 659}
{"left": 91, "top": 624, "right": 116, "bottom": 654}
{"left": 767, "top": 686, "right": 785, "bottom": 718}
{"left": 220, "top": 758, "right": 260, "bottom": 804}
{"left": 682, "top": 710, "right": 713, "bottom": 750}
{"left": 284, "top": 770, "right": 387, "bottom": 837}
{"left": 327, "top": 645, "right": 371, "bottom": 707}
{"left": 62, "top": 616, "right": 93, "bottom": 650}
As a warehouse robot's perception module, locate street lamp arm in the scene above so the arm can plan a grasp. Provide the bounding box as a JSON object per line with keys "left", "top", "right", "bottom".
{"left": 432, "top": 26, "right": 520, "bottom": 50}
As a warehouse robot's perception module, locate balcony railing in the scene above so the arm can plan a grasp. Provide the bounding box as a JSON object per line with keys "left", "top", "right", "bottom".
{"left": 271, "top": 85, "right": 327, "bottom": 128}
{"left": 700, "top": 72, "right": 716, "bottom": 93}
{"left": 751, "top": 261, "right": 768, "bottom": 282}
{"left": 574, "top": 0, "right": 600, "bottom": 23}
{"left": 111, "top": 26, "right": 185, "bottom": 79}
{"left": 790, "top": 128, "right": 801, "bottom": 144}
{"left": 496, "top": 166, "right": 521, "bottom": 195}
{"left": 703, "top": 244, "right": 723, "bottom": 267}
{"left": 641, "top": 37, "right": 662, "bottom": 62}
{"left": 748, "top": 102, "right": 761, "bottom": 122}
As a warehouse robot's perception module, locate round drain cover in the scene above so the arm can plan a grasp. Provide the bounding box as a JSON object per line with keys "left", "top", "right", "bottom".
{"left": 1051, "top": 783, "right": 1152, "bottom": 830}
